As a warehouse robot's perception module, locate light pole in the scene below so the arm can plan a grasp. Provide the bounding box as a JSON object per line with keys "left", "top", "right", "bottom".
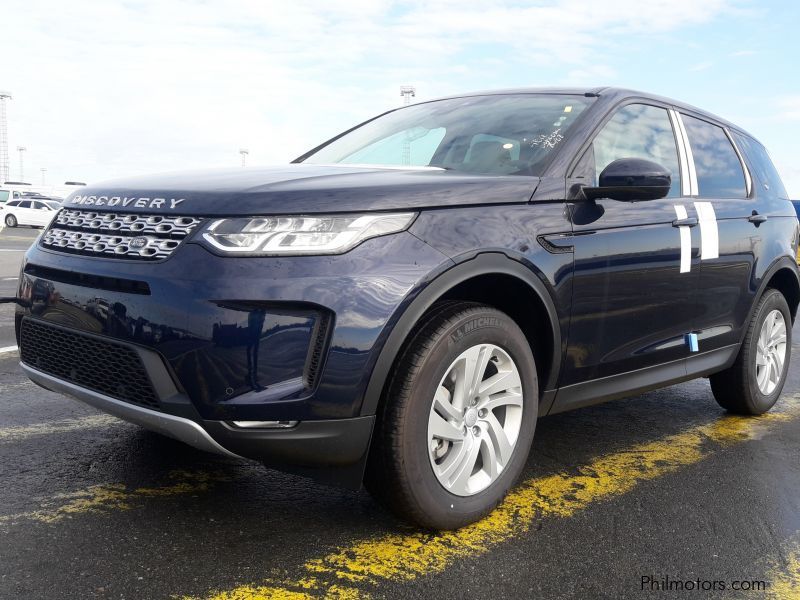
{"left": 0, "top": 92, "right": 11, "bottom": 184}
{"left": 400, "top": 86, "right": 416, "bottom": 166}
{"left": 41, "top": 167, "right": 47, "bottom": 185}
{"left": 400, "top": 86, "right": 416, "bottom": 106}
{"left": 16, "top": 146, "right": 26, "bottom": 181}
{"left": 239, "top": 148, "right": 249, "bottom": 167}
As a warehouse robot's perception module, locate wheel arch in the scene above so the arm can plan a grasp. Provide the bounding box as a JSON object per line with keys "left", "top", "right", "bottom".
{"left": 740, "top": 257, "right": 800, "bottom": 350}
{"left": 360, "top": 252, "right": 562, "bottom": 417}
{"left": 763, "top": 261, "right": 800, "bottom": 323}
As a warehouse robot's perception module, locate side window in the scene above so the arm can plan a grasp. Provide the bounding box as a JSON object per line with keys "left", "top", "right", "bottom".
{"left": 732, "top": 132, "right": 789, "bottom": 199}
{"left": 33, "top": 201, "right": 46, "bottom": 210}
{"left": 18, "top": 201, "right": 32, "bottom": 209}
{"left": 6, "top": 200, "right": 18, "bottom": 207}
{"left": 681, "top": 115, "right": 746, "bottom": 198}
{"left": 0, "top": 191, "right": 8, "bottom": 202}
{"left": 587, "top": 104, "right": 681, "bottom": 197}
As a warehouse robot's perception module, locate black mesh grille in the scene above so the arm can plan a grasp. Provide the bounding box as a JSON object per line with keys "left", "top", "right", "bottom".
{"left": 305, "top": 312, "right": 331, "bottom": 389}
{"left": 20, "top": 319, "right": 160, "bottom": 409}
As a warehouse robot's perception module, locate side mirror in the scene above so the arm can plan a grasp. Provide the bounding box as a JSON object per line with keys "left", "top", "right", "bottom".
{"left": 582, "top": 158, "right": 671, "bottom": 202}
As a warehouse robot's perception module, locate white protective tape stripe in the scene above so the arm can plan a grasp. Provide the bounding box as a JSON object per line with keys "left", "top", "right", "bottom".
{"left": 694, "top": 201, "right": 719, "bottom": 260}
{"left": 674, "top": 204, "right": 691, "bottom": 273}
{"left": 675, "top": 113, "right": 699, "bottom": 196}
{"left": 669, "top": 110, "right": 692, "bottom": 197}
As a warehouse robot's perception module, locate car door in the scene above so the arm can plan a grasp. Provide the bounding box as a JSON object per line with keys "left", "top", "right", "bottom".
{"left": 15, "top": 200, "right": 35, "bottom": 225}
{"left": 676, "top": 113, "right": 780, "bottom": 356}
{"left": 30, "top": 201, "right": 53, "bottom": 226}
{"left": 553, "top": 102, "right": 700, "bottom": 409}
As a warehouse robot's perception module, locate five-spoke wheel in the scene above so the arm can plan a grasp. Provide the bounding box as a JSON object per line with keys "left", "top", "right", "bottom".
{"left": 366, "top": 302, "right": 538, "bottom": 530}
{"left": 428, "top": 344, "right": 523, "bottom": 496}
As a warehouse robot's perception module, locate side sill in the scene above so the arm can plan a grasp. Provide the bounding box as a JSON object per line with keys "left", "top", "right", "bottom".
{"left": 548, "top": 344, "right": 739, "bottom": 415}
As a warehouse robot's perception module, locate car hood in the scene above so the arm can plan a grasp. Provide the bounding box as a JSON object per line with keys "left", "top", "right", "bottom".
{"left": 62, "top": 164, "right": 540, "bottom": 216}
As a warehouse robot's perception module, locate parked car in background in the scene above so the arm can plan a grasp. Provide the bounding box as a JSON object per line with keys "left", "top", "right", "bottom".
{"left": 0, "top": 188, "right": 23, "bottom": 205}
{"left": 1, "top": 198, "right": 60, "bottom": 228}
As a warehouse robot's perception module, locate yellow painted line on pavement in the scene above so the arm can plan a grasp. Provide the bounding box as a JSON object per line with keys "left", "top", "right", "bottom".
{"left": 0, "top": 470, "right": 233, "bottom": 526}
{"left": 0, "top": 414, "right": 120, "bottom": 443}
{"left": 199, "top": 396, "right": 800, "bottom": 600}
{"left": 765, "top": 533, "right": 800, "bottom": 599}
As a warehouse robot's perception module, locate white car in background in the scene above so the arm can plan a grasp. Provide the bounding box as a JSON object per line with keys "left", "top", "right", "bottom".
{"left": 1, "top": 199, "right": 61, "bottom": 228}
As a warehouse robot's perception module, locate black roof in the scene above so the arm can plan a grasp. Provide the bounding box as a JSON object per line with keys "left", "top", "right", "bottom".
{"left": 426, "top": 86, "right": 754, "bottom": 139}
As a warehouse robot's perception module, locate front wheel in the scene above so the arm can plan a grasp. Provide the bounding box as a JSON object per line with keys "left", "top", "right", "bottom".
{"left": 366, "top": 303, "right": 538, "bottom": 529}
{"left": 4, "top": 214, "right": 17, "bottom": 228}
{"left": 710, "top": 288, "right": 791, "bottom": 415}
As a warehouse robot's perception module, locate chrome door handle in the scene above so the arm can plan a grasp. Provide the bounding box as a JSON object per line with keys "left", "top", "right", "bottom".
{"left": 672, "top": 217, "right": 698, "bottom": 227}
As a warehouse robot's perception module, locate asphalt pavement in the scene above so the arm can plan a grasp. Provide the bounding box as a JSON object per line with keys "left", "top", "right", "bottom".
{"left": 1, "top": 226, "right": 799, "bottom": 599}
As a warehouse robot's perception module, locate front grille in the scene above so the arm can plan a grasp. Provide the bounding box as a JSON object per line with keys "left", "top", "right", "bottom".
{"left": 20, "top": 319, "right": 160, "bottom": 409}
{"left": 40, "top": 209, "right": 202, "bottom": 260}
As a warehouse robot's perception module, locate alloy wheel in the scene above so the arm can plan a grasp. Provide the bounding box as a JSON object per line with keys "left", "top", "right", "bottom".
{"left": 427, "top": 343, "right": 524, "bottom": 497}
{"left": 755, "top": 308, "right": 787, "bottom": 395}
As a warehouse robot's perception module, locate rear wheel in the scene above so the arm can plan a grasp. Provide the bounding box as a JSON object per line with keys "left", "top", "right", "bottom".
{"left": 4, "top": 214, "right": 16, "bottom": 228}
{"left": 366, "top": 303, "right": 538, "bottom": 529}
{"left": 710, "top": 288, "right": 791, "bottom": 415}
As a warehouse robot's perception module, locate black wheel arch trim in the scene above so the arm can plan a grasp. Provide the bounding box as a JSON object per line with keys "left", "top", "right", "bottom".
{"left": 360, "top": 251, "right": 562, "bottom": 417}
{"left": 744, "top": 256, "right": 800, "bottom": 342}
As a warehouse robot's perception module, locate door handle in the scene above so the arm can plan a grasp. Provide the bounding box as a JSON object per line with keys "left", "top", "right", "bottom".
{"left": 672, "top": 217, "right": 698, "bottom": 228}
{"left": 748, "top": 213, "right": 768, "bottom": 224}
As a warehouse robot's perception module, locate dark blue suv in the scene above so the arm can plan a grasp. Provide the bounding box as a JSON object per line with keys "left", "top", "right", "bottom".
{"left": 15, "top": 88, "right": 800, "bottom": 528}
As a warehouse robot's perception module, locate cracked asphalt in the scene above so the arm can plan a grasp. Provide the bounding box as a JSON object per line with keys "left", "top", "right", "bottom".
{"left": 1, "top": 226, "right": 799, "bottom": 599}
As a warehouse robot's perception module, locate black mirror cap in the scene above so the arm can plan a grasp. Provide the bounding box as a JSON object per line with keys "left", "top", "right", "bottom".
{"left": 583, "top": 158, "right": 672, "bottom": 202}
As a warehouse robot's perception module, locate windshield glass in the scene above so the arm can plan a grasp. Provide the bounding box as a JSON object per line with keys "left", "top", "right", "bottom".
{"left": 301, "top": 94, "right": 593, "bottom": 176}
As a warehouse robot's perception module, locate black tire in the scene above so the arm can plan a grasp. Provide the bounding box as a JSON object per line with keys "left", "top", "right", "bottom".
{"left": 710, "top": 288, "right": 792, "bottom": 415}
{"left": 366, "top": 302, "right": 538, "bottom": 529}
{"left": 4, "top": 214, "right": 16, "bottom": 228}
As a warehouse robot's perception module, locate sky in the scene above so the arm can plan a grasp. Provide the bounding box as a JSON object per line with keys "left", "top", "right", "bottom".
{"left": 1, "top": 0, "right": 799, "bottom": 196}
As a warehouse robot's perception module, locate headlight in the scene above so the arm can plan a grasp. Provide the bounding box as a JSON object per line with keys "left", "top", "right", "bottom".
{"left": 198, "top": 212, "right": 416, "bottom": 256}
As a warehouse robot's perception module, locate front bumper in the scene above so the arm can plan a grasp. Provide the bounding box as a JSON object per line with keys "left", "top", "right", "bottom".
{"left": 22, "top": 362, "right": 241, "bottom": 458}
{"left": 16, "top": 230, "right": 450, "bottom": 485}
{"left": 23, "top": 361, "right": 376, "bottom": 486}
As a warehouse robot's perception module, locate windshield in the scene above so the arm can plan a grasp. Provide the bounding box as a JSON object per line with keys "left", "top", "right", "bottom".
{"left": 300, "top": 94, "right": 593, "bottom": 176}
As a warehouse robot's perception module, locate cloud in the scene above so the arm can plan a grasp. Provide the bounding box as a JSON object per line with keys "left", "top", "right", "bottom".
{"left": 689, "top": 61, "right": 714, "bottom": 72}
{"left": 0, "top": 0, "right": 736, "bottom": 186}
{"left": 776, "top": 96, "right": 800, "bottom": 121}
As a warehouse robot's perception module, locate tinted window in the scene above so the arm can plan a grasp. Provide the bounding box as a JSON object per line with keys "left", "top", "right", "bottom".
{"left": 18, "top": 201, "right": 32, "bottom": 208}
{"left": 33, "top": 201, "right": 47, "bottom": 210}
{"left": 682, "top": 115, "right": 746, "bottom": 198}
{"left": 303, "top": 94, "right": 594, "bottom": 176}
{"left": 6, "top": 200, "right": 19, "bottom": 207}
{"left": 732, "top": 132, "right": 788, "bottom": 199}
{"left": 588, "top": 104, "right": 681, "bottom": 197}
